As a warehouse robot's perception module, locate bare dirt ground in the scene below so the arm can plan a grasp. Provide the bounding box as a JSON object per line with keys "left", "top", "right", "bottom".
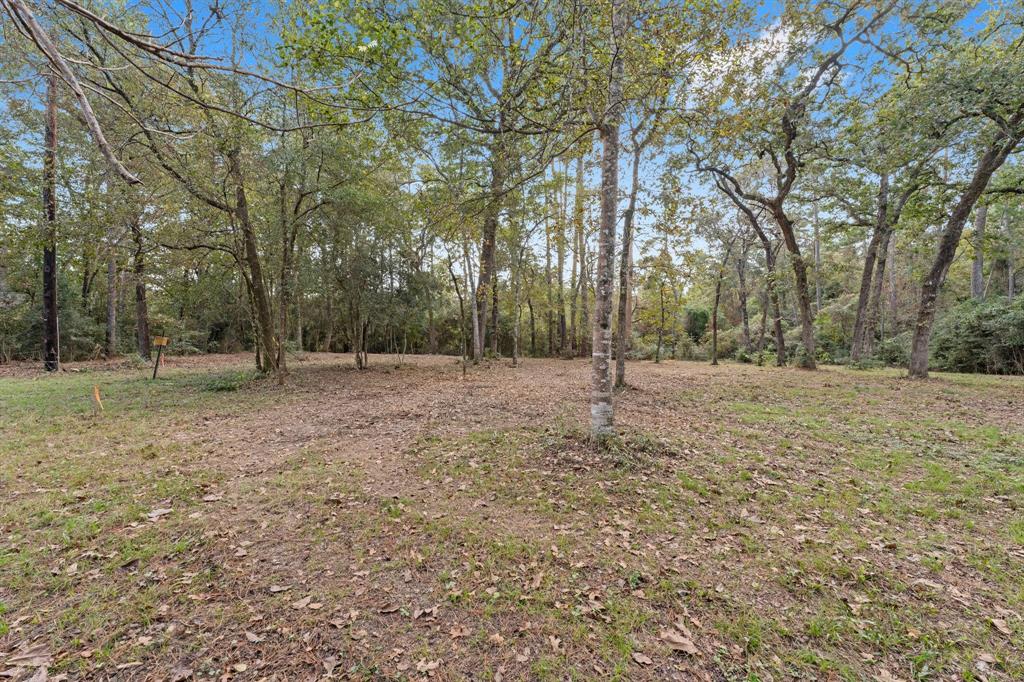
{"left": 2, "top": 354, "right": 1023, "bottom": 681}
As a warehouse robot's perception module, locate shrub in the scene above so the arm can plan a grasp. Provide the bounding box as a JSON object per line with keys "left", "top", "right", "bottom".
{"left": 876, "top": 333, "right": 911, "bottom": 367}
{"left": 683, "top": 307, "right": 709, "bottom": 343}
{"left": 931, "top": 298, "right": 1024, "bottom": 375}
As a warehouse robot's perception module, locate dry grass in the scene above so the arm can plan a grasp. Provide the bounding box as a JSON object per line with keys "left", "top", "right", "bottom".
{"left": 1, "top": 353, "right": 1022, "bottom": 681}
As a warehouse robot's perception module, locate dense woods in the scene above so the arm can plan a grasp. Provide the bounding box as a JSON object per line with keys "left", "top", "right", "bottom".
{"left": 1, "top": 0, "right": 1023, "bottom": 426}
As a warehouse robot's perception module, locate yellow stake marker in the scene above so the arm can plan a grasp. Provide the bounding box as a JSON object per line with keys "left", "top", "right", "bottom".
{"left": 92, "top": 384, "right": 104, "bottom": 413}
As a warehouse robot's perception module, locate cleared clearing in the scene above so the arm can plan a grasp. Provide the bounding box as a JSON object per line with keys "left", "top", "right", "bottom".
{"left": 1, "top": 354, "right": 1023, "bottom": 681}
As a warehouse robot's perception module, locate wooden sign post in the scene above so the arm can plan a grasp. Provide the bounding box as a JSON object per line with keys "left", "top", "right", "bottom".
{"left": 152, "top": 336, "right": 169, "bottom": 379}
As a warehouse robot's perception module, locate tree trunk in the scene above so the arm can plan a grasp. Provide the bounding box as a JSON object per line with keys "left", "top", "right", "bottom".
{"left": 773, "top": 208, "right": 816, "bottom": 369}
{"left": 465, "top": 240, "right": 481, "bottom": 361}
{"left": 448, "top": 259, "right": 468, "bottom": 376}
{"left": 590, "top": 0, "right": 625, "bottom": 439}
{"left": 813, "top": 205, "right": 822, "bottom": 313}
{"left": 731, "top": 206, "right": 785, "bottom": 365}
{"left": 656, "top": 283, "right": 665, "bottom": 363}
{"left": 528, "top": 297, "right": 536, "bottom": 356}
{"left": 711, "top": 239, "right": 734, "bottom": 366}
{"left": 229, "top": 150, "right": 278, "bottom": 375}
{"left": 545, "top": 213, "right": 554, "bottom": 355}
{"left": 909, "top": 130, "right": 1022, "bottom": 378}
{"left": 276, "top": 179, "right": 296, "bottom": 383}
{"left": 476, "top": 136, "right": 505, "bottom": 361}
{"left": 862, "top": 226, "right": 893, "bottom": 358}
{"left": 557, "top": 194, "right": 567, "bottom": 353}
{"left": 578, "top": 228, "right": 589, "bottom": 358}
{"left": 81, "top": 250, "right": 92, "bottom": 311}
{"left": 851, "top": 174, "right": 889, "bottom": 362}
{"left": 105, "top": 246, "right": 117, "bottom": 357}
{"left": 736, "top": 239, "right": 751, "bottom": 352}
{"left": 1007, "top": 208, "right": 1016, "bottom": 302}
{"left": 615, "top": 146, "right": 641, "bottom": 388}
{"left": 42, "top": 73, "right": 59, "bottom": 372}
{"left": 755, "top": 288, "right": 768, "bottom": 351}
{"left": 971, "top": 202, "right": 987, "bottom": 300}
{"left": 490, "top": 278, "right": 499, "bottom": 355}
{"left": 130, "top": 215, "right": 150, "bottom": 359}
{"left": 569, "top": 157, "right": 581, "bottom": 356}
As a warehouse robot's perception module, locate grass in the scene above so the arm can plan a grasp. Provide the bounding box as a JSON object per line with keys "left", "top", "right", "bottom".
{"left": 1, "top": 355, "right": 1023, "bottom": 680}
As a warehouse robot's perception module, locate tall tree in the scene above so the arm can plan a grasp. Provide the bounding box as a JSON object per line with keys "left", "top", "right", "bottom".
{"left": 41, "top": 73, "right": 59, "bottom": 371}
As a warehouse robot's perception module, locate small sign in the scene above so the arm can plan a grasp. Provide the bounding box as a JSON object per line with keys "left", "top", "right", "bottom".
{"left": 152, "top": 336, "right": 170, "bottom": 379}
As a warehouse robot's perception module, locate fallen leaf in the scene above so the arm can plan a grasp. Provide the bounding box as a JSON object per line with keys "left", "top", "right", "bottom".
{"left": 659, "top": 629, "right": 698, "bottom": 655}
{"left": 990, "top": 618, "right": 1012, "bottom": 636}
{"left": 632, "top": 652, "right": 653, "bottom": 665}
{"left": 244, "top": 631, "right": 263, "bottom": 643}
{"left": 290, "top": 595, "right": 312, "bottom": 609}
{"left": 875, "top": 670, "right": 905, "bottom": 682}
{"left": 147, "top": 508, "right": 172, "bottom": 521}
{"left": 7, "top": 645, "right": 51, "bottom": 668}
{"left": 269, "top": 584, "right": 292, "bottom": 593}
{"left": 416, "top": 659, "right": 440, "bottom": 673}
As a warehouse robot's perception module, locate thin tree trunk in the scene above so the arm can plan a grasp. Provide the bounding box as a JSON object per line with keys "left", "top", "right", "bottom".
{"left": 229, "top": 150, "right": 278, "bottom": 375}
{"left": 105, "top": 246, "right": 117, "bottom": 357}
{"left": 528, "top": 297, "right": 536, "bottom": 356}
{"left": 590, "top": 0, "right": 625, "bottom": 439}
{"left": 656, "top": 283, "right": 665, "bottom": 363}
{"left": 81, "top": 250, "right": 92, "bottom": 311}
{"left": 545, "top": 210, "right": 554, "bottom": 355}
{"left": 909, "top": 129, "right": 1022, "bottom": 378}
{"left": 1007, "top": 208, "right": 1016, "bottom": 302}
{"left": 490, "top": 278, "right": 499, "bottom": 355}
{"left": 813, "top": 205, "right": 822, "bottom": 313}
{"left": 42, "top": 73, "right": 59, "bottom": 372}
{"left": 887, "top": 238, "right": 898, "bottom": 334}
{"left": 862, "top": 226, "right": 893, "bottom": 358}
{"left": 465, "top": 240, "right": 481, "bottom": 361}
{"left": 851, "top": 174, "right": 889, "bottom": 362}
{"left": 448, "top": 260, "right": 468, "bottom": 377}
{"left": 557, "top": 186, "right": 567, "bottom": 352}
{"left": 755, "top": 288, "right": 768, "bottom": 351}
{"left": 736, "top": 239, "right": 751, "bottom": 353}
{"left": 971, "top": 202, "right": 988, "bottom": 300}
{"left": 711, "top": 239, "right": 735, "bottom": 366}
{"left": 579, "top": 228, "right": 589, "bottom": 357}
{"left": 615, "top": 145, "right": 641, "bottom": 388}
{"left": 476, "top": 134, "right": 506, "bottom": 361}
{"left": 130, "top": 215, "right": 150, "bottom": 359}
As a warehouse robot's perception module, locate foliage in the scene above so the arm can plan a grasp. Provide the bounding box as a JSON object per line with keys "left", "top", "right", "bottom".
{"left": 931, "top": 298, "right": 1024, "bottom": 375}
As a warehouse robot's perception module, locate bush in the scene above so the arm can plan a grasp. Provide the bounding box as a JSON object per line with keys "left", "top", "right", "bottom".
{"left": 683, "top": 308, "right": 709, "bottom": 343}
{"left": 708, "top": 327, "right": 738, "bottom": 360}
{"left": 876, "top": 333, "right": 910, "bottom": 367}
{"left": 931, "top": 298, "right": 1024, "bottom": 375}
